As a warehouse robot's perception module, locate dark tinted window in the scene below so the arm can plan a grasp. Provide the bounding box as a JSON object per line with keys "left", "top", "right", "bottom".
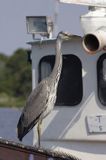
{"left": 97, "top": 53, "right": 106, "bottom": 106}
{"left": 39, "top": 55, "right": 83, "bottom": 106}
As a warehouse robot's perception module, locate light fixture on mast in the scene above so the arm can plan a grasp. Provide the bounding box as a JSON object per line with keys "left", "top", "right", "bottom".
{"left": 26, "top": 16, "right": 53, "bottom": 40}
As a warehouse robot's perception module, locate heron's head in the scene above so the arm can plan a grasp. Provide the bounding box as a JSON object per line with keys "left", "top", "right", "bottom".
{"left": 57, "top": 31, "right": 72, "bottom": 41}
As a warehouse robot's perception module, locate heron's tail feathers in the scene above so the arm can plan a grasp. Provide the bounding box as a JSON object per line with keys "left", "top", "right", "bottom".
{"left": 17, "top": 113, "right": 26, "bottom": 141}
{"left": 17, "top": 113, "right": 41, "bottom": 141}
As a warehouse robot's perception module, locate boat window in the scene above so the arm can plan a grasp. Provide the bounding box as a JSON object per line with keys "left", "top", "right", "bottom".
{"left": 97, "top": 53, "right": 106, "bottom": 106}
{"left": 39, "top": 55, "right": 83, "bottom": 106}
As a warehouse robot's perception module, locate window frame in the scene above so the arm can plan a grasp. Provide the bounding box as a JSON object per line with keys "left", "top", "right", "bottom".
{"left": 39, "top": 54, "right": 83, "bottom": 106}
{"left": 97, "top": 53, "right": 106, "bottom": 106}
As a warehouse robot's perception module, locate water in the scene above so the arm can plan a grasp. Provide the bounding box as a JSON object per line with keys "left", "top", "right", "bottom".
{"left": 0, "top": 108, "right": 33, "bottom": 146}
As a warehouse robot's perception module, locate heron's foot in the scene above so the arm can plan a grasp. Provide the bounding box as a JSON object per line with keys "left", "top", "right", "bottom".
{"left": 37, "top": 120, "right": 42, "bottom": 148}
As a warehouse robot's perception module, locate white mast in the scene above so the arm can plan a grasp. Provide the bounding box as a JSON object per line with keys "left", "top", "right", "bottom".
{"left": 59, "top": 0, "right": 106, "bottom": 54}
{"left": 59, "top": 0, "right": 106, "bottom": 7}
{"left": 54, "top": 0, "right": 59, "bottom": 37}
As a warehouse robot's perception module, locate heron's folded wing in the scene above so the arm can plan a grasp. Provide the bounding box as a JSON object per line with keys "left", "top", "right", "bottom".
{"left": 23, "top": 79, "right": 49, "bottom": 127}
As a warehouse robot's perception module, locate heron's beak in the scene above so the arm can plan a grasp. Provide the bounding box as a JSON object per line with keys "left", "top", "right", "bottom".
{"left": 64, "top": 32, "right": 71, "bottom": 36}
{"left": 63, "top": 32, "right": 73, "bottom": 40}
{"left": 64, "top": 32, "right": 79, "bottom": 41}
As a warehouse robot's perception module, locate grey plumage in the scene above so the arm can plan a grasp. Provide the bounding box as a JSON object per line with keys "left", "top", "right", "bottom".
{"left": 17, "top": 31, "right": 72, "bottom": 145}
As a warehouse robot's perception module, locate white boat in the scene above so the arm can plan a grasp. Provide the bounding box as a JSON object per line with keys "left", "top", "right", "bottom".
{"left": 1, "top": 1, "right": 106, "bottom": 159}
{"left": 27, "top": 1, "right": 106, "bottom": 159}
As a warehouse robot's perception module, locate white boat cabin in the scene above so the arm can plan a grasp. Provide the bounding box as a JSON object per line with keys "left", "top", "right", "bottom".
{"left": 28, "top": 36, "right": 106, "bottom": 160}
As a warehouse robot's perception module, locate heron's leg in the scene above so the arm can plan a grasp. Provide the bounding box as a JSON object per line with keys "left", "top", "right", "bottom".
{"left": 37, "top": 120, "right": 42, "bottom": 148}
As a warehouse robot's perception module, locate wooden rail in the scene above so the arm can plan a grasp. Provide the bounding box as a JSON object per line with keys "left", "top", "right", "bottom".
{"left": 0, "top": 138, "right": 80, "bottom": 160}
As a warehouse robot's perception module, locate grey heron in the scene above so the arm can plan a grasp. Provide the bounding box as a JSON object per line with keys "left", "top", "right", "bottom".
{"left": 17, "top": 31, "right": 72, "bottom": 147}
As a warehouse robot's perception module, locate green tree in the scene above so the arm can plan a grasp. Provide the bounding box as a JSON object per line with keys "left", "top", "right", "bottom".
{"left": 5, "top": 48, "right": 32, "bottom": 98}
{"left": 0, "top": 53, "right": 9, "bottom": 92}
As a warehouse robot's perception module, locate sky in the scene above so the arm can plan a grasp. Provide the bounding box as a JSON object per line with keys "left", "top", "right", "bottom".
{"left": 0, "top": 0, "right": 87, "bottom": 55}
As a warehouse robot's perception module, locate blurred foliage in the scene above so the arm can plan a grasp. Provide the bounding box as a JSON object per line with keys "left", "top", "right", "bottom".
{"left": 0, "top": 48, "right": 32, "bottom": 107}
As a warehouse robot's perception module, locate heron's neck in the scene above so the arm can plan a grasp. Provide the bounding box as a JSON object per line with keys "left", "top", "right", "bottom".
{"left": 50, "top": 38, "right": 62, "bottom": 83}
